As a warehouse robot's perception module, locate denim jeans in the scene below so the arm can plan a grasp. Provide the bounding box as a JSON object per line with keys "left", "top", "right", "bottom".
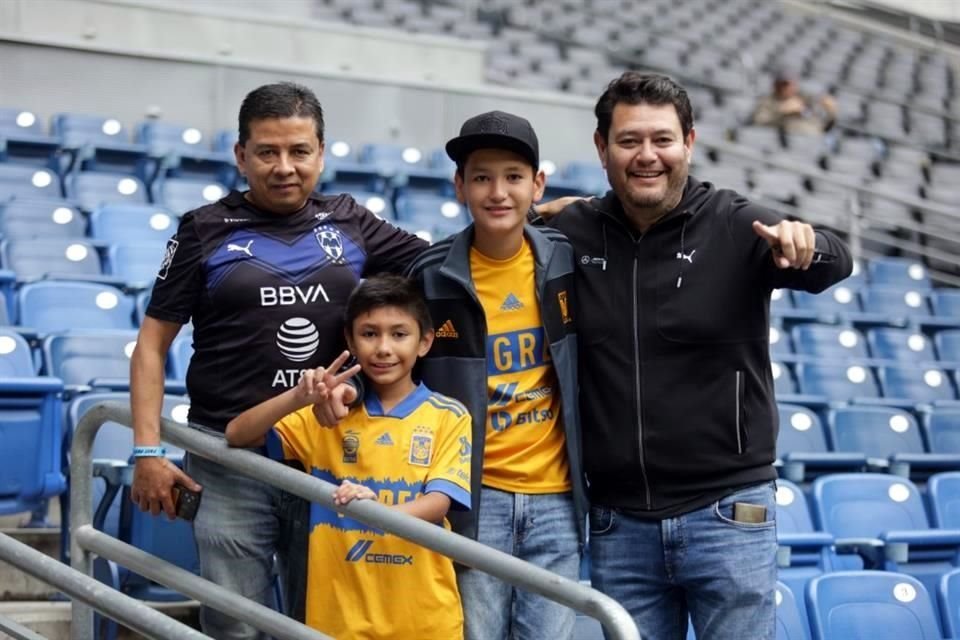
{"left": 458, "top": 487, "right": 581, "bottom": 640}
{"left": 186, "top": 447, "right": 308, "bottom": 639}
{"left": 589, "top": 482, "right": 777, "bottom": 640}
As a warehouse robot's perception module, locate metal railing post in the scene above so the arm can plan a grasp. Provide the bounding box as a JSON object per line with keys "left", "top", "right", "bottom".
{"left": 71, "top": 402, "right": 640, "bottom": 640}
{"left": 0, "top": 533, "right": 210, "bottom": 640}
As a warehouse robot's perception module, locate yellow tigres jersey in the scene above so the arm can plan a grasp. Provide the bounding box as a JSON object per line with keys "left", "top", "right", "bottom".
{"left": 267, "top": 383, "right": 471, "bottom": 640}
{"left": 470, "top": 239, "right": 571, "bottom": 493}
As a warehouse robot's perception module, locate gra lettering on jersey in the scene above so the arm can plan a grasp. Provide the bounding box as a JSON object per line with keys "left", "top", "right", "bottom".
{"left": 485, "top": 327, "right": 550, "bottom": 376}
{"left": 260, "top": 285, "right": 330, "bottom": 307}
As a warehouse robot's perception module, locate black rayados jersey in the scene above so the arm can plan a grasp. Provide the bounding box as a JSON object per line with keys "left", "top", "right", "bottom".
{"left": 147, "top": 191, "right": 428, "bottom": 430}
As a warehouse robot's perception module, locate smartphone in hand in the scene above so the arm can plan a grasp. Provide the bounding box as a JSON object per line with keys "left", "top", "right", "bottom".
{"left": 174, "top": 483, "right": 202, "bottom": 521}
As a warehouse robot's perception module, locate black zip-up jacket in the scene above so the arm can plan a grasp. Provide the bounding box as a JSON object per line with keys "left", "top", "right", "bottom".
{"left": 546, "top": 177, "right": 852, "bottom": 518}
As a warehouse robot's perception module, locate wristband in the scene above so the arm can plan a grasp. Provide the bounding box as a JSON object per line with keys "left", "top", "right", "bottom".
{"left": 133, "top": 446, "right": 166, "bottom": 458}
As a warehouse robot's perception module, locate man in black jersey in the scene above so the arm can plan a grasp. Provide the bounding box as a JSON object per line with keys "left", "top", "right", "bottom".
{"left": 129, "top": 82, "right": 427, "bottom": 637}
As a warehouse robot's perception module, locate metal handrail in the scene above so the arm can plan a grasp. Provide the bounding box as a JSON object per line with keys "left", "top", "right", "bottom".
{"left": 0, "top": 610, "right": 48, "bottom": 640}
{"left": 0, "top": 532, "right": 210, "bottom": 640}
{"left": 70, "top": 402, "right": 640, "bottom": 640}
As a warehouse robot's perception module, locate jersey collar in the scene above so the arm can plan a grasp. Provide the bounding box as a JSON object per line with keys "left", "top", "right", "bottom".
{"left": 364, "top": 382, "right": 432, "bottom": 419}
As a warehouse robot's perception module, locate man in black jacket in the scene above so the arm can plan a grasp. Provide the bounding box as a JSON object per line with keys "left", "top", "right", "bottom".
{"left": 539, "top": 72, "right": 852, "bottom": 640}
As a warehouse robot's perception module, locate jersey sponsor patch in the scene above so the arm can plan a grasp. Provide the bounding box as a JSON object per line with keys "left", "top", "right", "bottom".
{"left": 157, "top": 238, "right": 179, "bottom": 280}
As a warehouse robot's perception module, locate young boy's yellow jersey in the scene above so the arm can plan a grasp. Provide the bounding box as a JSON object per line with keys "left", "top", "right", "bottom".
{"left": 267, "top": 383, "right": 472, "bottom": 640}
{"left": 470, "top": 239, "right": 571, "bottom": 493}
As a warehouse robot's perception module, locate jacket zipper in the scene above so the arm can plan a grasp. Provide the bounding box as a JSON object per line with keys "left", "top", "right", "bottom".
{"left": 735, "top": 370, "right": 743, "bottom": 454}
{"left": 632, "top": 250, "right": 652, "bottom": 508}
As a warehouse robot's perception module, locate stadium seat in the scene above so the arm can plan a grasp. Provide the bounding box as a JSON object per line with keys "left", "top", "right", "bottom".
{"left": 936, "top": 330, "right": 960, "bottom": 363}
{"left": 877, "top": 364, "right": 958, "bottom": 407}
{"left": 828, "top": 405, "right": 959, "bottom": 476}
{"left": 152, "top": 177, "right": 227, "bottom": 215}
{"left": 795, "top": 361, "right": 880, "bottom": 402}
{"left": 105, "top": 243, "right": 166, "bottom": 289}
{"left": 51, "top": 113, "right": 148, "bottom": 175}
{"left": 867, "top": 257, "right": 933, "bottom": 290}
{"left": 345, "top": 190, "right": 394, "bottom": 220}
{"left": 938, "top": 567, "right": 960, "bottom": 638}
{"left": 930, "top": 290, "right": 960, "bottom": 322}
{"left": 134, "top": 121, "right": 233, "bottom": 182}
{"left": 0, "top": 329, "right": 38, "bottom": 376}
{"left": 793, "top": 283, "right": 861, "bottom": 320}
{"left": 358, "top": 142, "right": 428, "bottom": 177}
{"left": 18, "top": 282, "right": 135, "bottom": 333}
{"left": 772, "top": 360, "right": 798, "bottom": 395}
{"left": 791, "top": 324, "right": 869, "bottom": 359}
{"left": 807, "top": 571, "right": 943, "bottom": 640}
{"left": 0, "top": 108, "right": 60, "bottom": 165}
{"left": 0, "top": 164, "right": 62, "bottom": 201}
{"left": 866, "top": 327, "right": 937, "bottom": 362}
{"left": 774, "top": 581, "right": 811, "bottom": 640}
{"left": 89, "top": 203, "right": 177, "bottom": 245}
{"left": 777, "top": 404, "right": 865, "bottom": 481}
{"left": 928, "top": 472, "right": 960, "bottom": 528}
{"left": 859, "top": 286, "right": 930, "bottom": 325}
{"left": 812, "top": 473, "right": 960, "bottom": 601}
{"left": 168, "top": 333, "right": 193, "bottom": 382}
{"left": 925, "top": 408, "right": 960, "bottom": 456}
{"left": 2, "top": 238, "right": 103, "bottom": 282}
{"left": 42, "top": 330, "right": 140, "bottom": 393}
{"left": 0, "top": 198, "right": 86, "bottom": 241}
{"left": 769, "top": 321, "right": 794, "bottom": 356}
{"left": 561, "top": 161, "right": 609, "bottom": 196}
{"left": 68, "top": 172, "right": 149, "bottom": 214}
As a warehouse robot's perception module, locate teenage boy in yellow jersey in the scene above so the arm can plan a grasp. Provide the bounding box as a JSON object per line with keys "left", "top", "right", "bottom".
{"left": 404, "top": 111, "right": 587, "bottom": 640}
{"left": 225, "top": 275, "right": 471, "bottom": 640}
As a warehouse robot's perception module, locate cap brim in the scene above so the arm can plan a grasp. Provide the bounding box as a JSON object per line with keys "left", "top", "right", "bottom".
{"left": 445, "top": 133, "right": 538, "bottom": 169}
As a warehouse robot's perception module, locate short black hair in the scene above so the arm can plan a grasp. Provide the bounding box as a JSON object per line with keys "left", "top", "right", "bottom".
{"left": 344, "top": 274, "right": 432, "bottom": 337}
{"left": 237, "top": 82, "right": 325, "bottom": 146}
{"left": 594, "top": 72, "right": 694, "bottom": 141}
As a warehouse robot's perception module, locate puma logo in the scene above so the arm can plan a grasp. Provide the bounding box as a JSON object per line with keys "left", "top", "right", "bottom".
{"left": 227, "top": 240, "right": 254, "bottom": 257}
{"left": 676, "top": 249, "right": 696, "bottom": 264}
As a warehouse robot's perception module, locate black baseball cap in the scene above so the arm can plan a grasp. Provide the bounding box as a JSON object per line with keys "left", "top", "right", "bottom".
{"left": 445, "top": 110, "right": 539, "bottom": 170}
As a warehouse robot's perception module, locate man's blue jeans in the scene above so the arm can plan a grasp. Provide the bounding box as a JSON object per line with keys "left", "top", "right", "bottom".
{"left": 186, "top": 447, "right": 307, "bottom": 639}
{"left": 458, "top": 486, "right": 581, "bottom": 640}
{"left": 589, "top": 482, "right": 777, "bottom": 640}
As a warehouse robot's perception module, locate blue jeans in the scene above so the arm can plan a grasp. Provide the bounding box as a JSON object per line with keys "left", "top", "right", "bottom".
{"left": 186, "top": 446, "right": 307, "bottom": 639}
{"left": 589, "top": 482, "right": 777, "bottom": 640}
{"left": 458, "top": 487, "right": 581, "bottom": 640}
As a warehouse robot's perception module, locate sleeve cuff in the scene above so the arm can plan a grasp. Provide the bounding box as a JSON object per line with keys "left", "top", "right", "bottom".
{"left": 425, "top": 478, "right": 471, "bottom": 511}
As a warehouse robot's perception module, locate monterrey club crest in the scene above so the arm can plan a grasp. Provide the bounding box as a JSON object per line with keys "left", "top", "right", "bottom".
{"left": 315, "top": 225, "right": 344, "bottom": 262}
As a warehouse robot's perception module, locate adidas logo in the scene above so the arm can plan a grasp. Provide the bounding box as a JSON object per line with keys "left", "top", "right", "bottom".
{"left": 375, "top": 433, "right": 394, "bottom": 446}
{"left": 436, "top": 320, "right": 459, "bottom": 338}
{"left": 500, "top": 293, "right": 524, "bottom": 311}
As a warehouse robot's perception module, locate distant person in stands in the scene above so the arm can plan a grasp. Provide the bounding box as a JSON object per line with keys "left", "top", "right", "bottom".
{"left": 129, "top": 82, "right": 427, "bottom": 637}
{"left": 752, "top": 66, "right": 837, "bottom": 135}
{"left": 226, "top": 275, "right": 471, "bottom": 640}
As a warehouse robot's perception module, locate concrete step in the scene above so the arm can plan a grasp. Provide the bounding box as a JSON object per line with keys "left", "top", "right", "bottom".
{"left": 0, "top": 528, "right": 61, "bottom": 601}
{"left": 0, "top": 600, "right": 200, "bottom": 640}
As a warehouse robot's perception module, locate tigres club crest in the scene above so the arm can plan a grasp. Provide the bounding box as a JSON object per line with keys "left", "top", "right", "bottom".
{"left": 342, "top": 431, "right": 360, "bottom": 463}
{"left": 315, "top": 225, "right": 344, "bottom": 262}
{"left": 409, "top": 426, "right": 434, "bottom": 467}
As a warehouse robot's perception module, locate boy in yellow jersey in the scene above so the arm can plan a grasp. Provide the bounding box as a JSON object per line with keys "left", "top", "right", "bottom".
{"left": 225, "top": 274, "right": 471, "bottom": 640}
{"left": 402, "top": 111, "right": 587, "bottom": 640}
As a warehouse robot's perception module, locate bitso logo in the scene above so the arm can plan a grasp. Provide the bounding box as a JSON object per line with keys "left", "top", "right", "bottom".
{"left": 275, "top": 317, "right": 319, "bottom": 362}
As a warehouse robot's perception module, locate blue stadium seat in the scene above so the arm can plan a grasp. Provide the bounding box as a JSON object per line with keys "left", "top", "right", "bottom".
{"left": 930, "top": 290, "right": 960, "bottom": 322}
{"left": 105, "top": 243, "right": 166, "bottom": 289}
{"left": 928, "top": 472, "right": 960, "bottom": 528}
{"left": 0, "top": 198, "right": 86, "bottom": 241}
{"left": 0, "top": 108, "right": 60, "bottom": 165}
{"left": 936, "top": 330, "right": 960, "bottom": 362}
{"left": 0, "top": 329, "right": 39, "bottom": 376}
{"left": 358, "top": 142, "right": 429, "bottom": 176}
{"left": 67, "top": 172, "right": 149, "bottom": 212}
{"left": 774, "top": 581, "right": 811, "bottom": 640}
{"left": 51, "top": 113, "right": 148, "bottom": 175}
{"left": 859, "top": 286, "right": 930, "bottom": 325}
{"left": 795, "top": 361, "right": 880, "bottom": 402}
{"left": 807, "top": 571, "right": 943, "bottom": 640}
{"left": 2, "top": 238, "right": 103, "bottom": 281}
{"left": 561, "top": 160, "right": 609, "bottom": 196}
{"left": 828, "top": 405, "right": 958, "bottom": 476}
{"left": 877, "top": 364, "right": 958, "bottom": 406}
{"left": 791, "top": 324, "right": 869, "bottom": 359}
{"left": 925, "top": 408, "right": 960, "bottom": 455}
{"left": 777, "top": 404, "right": 865, "bottom": 481}
{"left": 867, "top": 328, "right": 937, "bottom": 362}
{"left": 134, "top": 121, "right": 233, "bottom": 182}
{"left": 769, "top": 321, "right": 793, "bottom": 356}
{"left": 89, "top": 204, "right": 177, "bottom": 245}
{"left": 346, "top": 191, "right": 394, "bottom": 220}
{"left": 152, "top": 177, "right": 227, "bottom": 215}
{"left": 18, "top": 282, "right": 135, "bottom": 333}
{"left": 772, "top": 360, "right": 798, "bottom": 395}
{"left": 812, "top": 473, "right": 960, "bottom": 603}
{"left": 394, "top": 192, "right": 467, "bottom": 224}
{"left": 0, "top": 164, "right": 62, "bottom": 201}
{"left": 42, "top": 330, "right": 139, "bottom": 392}
{"left": 793, "top": 283, "right": 861, "bottom": 319}
{"left": 938, "top": 567, "right": 960, "bottom": 638}
{"left": 867, "top": 257, "right": 933, "bottom": 290}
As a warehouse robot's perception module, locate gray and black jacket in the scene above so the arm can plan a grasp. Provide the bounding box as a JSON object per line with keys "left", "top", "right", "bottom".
{"left": 405, "top": 224, "right": 588, "bottom": 543}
